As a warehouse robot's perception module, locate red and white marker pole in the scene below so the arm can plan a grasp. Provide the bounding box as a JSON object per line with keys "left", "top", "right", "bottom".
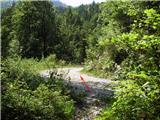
{"left": 80, "top": 75, "right": 93, "bottom": 96}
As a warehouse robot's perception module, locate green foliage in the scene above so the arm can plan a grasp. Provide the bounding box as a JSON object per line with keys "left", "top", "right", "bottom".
{"left": 90, "top": 1, "right": 160, "bottom": 120}
{"left": 1, "top": 1, "right": 100, "bottom": 63}
{"left": 2, "top": 83, "right": 74, "bottom": 120}
{"left": 1, "top": 58, "right": 75, "bottom": 120}
{"left": 2, "top": 0, "right": 160, "bottom": 119}
{"left": 55, "top": 3, "right": 100, "bottom": 63}
{"left": 1, "top": 4, "right": 15, "bottom": 58}
{"left": 40, "top": 54, "right": 57, "bottom": 69}
{"left": 84, "top": 1, "right": 131, "bottom": 75}
{"left": 11, "top": 1, "right": 57, "bottom": 58}
{"left": 85, "top": 1, "right": 160, "bottom": 75}
{"left": 98, "top": 71, "right": 160, "bottom": 120}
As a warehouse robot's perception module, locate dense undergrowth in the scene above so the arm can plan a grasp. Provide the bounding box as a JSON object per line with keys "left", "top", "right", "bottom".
{"left": 87, "top": 1, "right": 160, "bottom": 120}
{"left": 1, "top": 0, "right": 160, "bottom": 120}
{"left": 1, "top": 57, "right": 75, "bottom": 120}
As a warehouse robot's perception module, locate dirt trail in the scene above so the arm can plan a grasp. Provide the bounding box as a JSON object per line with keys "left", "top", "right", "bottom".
{"left": 40, "top": 67, "right": 114, "bottom": 120}
{"left": 40, "top": 67, "right": 112, "bottom": 89}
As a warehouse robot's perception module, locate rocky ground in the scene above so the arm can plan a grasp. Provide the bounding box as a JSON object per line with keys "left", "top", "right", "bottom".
{"left": 40, "top": 67, "right": 115, "bottom": 120}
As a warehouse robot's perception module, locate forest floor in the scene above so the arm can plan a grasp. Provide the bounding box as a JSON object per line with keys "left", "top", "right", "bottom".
{"left": 40, "top": 67, "right": 115, "bottom": 120}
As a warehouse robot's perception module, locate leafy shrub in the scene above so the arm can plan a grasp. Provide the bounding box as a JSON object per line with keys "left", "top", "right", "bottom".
{"left": 95, "top": 5, "right": 160, "bottom": 120}
{"left": 1, "top": 57, "right": 75, "bottom": 120}
{"left": 111, "top": 79, "right": 159, "bottom": 120}
{"left": 40, "top": 54, "right": 57, "bottom": 69}
{"left": 2, "top": 83, "right": 74, "bottom": 120}
{"left": 97, "top": 71, "right": 160, "bottom": 120}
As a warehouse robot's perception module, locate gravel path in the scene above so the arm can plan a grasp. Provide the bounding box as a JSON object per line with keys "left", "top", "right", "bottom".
{"left": 40, "top": 67, "right": 112, "bottom": 87}
{"left": 40, "top": 67, "right": 114, "bottom": 120}
{"left": 40, "top": 67, "right": 114, "bottom": 97}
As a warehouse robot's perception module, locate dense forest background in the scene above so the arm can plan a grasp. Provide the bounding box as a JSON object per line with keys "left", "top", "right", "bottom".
{"left": 1, "top": 0, "right": 160, "bottom": 120}
{"left": 1, "top": 0, "right": 100, "bottom": 63}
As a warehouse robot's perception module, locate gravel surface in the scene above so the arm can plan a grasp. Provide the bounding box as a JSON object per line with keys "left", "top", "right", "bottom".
{"left": 40, "top": 67, "right": 112, "bottom": 84}
{"left": 40, "top": 67, "right": 115, "bottom": 120}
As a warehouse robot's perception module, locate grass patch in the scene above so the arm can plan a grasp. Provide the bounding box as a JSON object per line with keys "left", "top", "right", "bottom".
{"left": 80, "top": 68, "right": 113, "bottom": 79}
{"left": 94, "top": 98, "right": 116, "bottom": 120}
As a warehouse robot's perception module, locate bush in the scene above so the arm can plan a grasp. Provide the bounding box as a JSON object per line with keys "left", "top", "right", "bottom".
{"left": 1, "top": 57, "right": 75, "bottom": 120}
{"left": 40, "top": 54, "right": 57, "bottom": 69}
{"left": 97, "top": 71, "right": 160, "bottom": 120}
{"left": 95, "top": 6, "right": 160, "bottom": 120}
{"left": 112, "top": 78, "right": 159, "bottom": 120}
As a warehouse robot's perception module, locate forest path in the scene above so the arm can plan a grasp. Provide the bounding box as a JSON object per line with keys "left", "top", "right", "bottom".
{"left": 40, "top": 67, "right": 112, "bottom": 88}
{"left": 40, "top": 67, "right": 114, "bottom": 120}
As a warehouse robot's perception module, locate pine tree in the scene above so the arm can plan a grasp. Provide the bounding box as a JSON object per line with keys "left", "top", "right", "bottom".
{"left": 11, "top": 1, "right": 57, "bottom": 58}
